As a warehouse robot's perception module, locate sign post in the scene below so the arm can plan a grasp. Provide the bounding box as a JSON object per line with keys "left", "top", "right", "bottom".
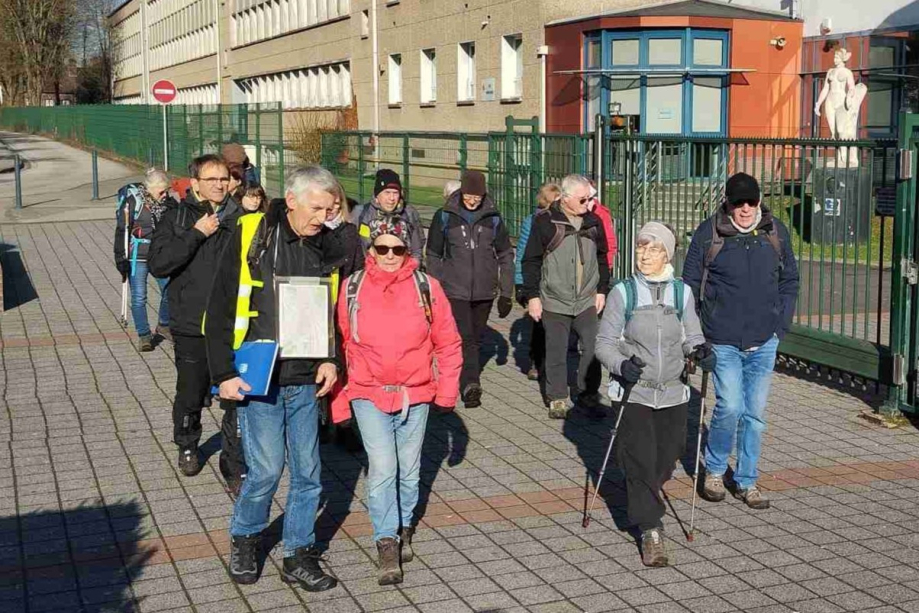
{"left": 152, "top": 80, "right": 177, "bottom": 171}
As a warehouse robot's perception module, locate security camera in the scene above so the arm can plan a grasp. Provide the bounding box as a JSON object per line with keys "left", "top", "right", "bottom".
{"left": 770, "top": 37, "right": 787, "bottom": 49}
{"left": 820, "top": 18, "right": 832, "bottom": 35}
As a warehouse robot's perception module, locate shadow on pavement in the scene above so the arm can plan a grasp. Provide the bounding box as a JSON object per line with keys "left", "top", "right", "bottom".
{"left": 508, "top": 316, "right": 534, "bottom": 374}
{"left": 481, "top": 326, "right": 510, "bottom": 368}
{"left": 2, "top": 501, "right": 153, "bottom": 613}
{"left": 0, "top": 243, "right": 37, "bottom": 310}
{"left": 417, "top": 411, "right": 469, "bottom": 520}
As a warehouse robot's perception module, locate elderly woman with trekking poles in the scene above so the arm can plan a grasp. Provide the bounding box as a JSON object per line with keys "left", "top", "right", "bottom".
{"left": 337, "top": 215, "right": 462, "bottom": 586}
{"left": 593, "top": 221, "right": 715, "bottom": 567}
{"left": 114, "top": 168, "right": 177, "bottom": 352}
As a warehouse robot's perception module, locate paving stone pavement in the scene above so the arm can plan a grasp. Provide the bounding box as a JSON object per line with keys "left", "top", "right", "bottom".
{"left": 3, "top": 219, "right": 919, "bottom": 613}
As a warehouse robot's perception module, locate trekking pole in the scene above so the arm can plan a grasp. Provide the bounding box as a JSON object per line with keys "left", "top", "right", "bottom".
{"left": 583, "top": 356, "right": 645, "bottom": 529}
{"left": 687, "top": 370, "right": 710, "bottom": 542}
{"left": 120, "top": 207, "right": 130, "bottom": 327}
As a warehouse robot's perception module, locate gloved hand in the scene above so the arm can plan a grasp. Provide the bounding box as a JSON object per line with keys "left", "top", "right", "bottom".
{"left": 432, "top": 403, "right": 455, "bottom": 414}
{"left": 619, "top": 355, "right": 645, "bottom": 384}
{"left": 116, "top": 260, "right": 131, "bottom": 278}
{"left": 497, "top": 296, "right": 513, "bottom": 318}
{"left": 692, "top": 343, "right": 717, "bottom": 372}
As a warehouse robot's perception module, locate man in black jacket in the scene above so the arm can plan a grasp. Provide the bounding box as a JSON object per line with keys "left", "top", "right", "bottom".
{"left": 426, "top": 170, "right": 514, "bottom": 408}
{"left": 148, "top": 154, "right": 242, "bottom": 477}
{"left": 683, "top": 173, "right": 799, "bottom": 510}
{"left": 206, "top": 166, "right": 340, "bottom": 591}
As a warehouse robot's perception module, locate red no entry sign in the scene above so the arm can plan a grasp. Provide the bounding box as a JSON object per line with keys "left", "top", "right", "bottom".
{"left": 151, "top": 80, "right": 177, "bottom": 104}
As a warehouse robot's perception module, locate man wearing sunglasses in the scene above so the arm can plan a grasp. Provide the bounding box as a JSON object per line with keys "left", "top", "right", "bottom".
{"left": 683, "top": 172, "right": 799, "bottom": 510}
{"left": 521, "top": 174, "right": 610, "bottom": 420}
{"left": 150, "top": 153, "right": 242, "bottom": 477}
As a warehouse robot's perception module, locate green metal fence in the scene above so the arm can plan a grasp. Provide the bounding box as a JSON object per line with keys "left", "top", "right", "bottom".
{"left": 0, "top": 103, "right": 287, "bottom": 196}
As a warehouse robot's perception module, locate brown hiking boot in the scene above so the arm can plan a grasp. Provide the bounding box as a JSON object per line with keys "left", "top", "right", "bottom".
{"left": 701, "top": 472, "right": 726, "bottom": 502}
{"left": 548, "top": 400, "right": 569, "bottom": 420}
{"left": 734, "top": 485, "right": 770, "bottom": 510}
{"left": 641, "top": 529, "right": 668, "bottom": 567}
{"left": 376, "top": 538, "right": 402, "bottom": 585}
{"left": 400, "top": 527, "right": 415, "bottom": 563}
{"left": 138, "top": 334, "right": 154, "bottom": 352}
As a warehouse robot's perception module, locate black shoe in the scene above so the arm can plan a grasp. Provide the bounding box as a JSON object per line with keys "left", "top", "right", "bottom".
{"left": 281, "top": 547, "right": 338, "bottom": 592}
{"left": 178, "top": 447, "right": 201, "bottom": 477}
{"left": 229, "top": 534, "right": 261, "bottom": 584}
{"left": 155, "top": 325, "right": 173, "bottom": 343}
{"left": 462, "top": 384, "right": 482, "bottom": 408}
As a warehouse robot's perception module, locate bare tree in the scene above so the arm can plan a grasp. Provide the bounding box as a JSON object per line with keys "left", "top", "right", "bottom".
{"left": 0, "top": 0, "right": 76, "bottom": 105}
{"left": 75, "top": 0, "right": 116, "bottom": 102}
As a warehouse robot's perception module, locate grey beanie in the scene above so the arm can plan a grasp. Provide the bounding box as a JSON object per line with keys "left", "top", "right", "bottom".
{"left": 637, "top": 221, "right": 675, "bottom": 262}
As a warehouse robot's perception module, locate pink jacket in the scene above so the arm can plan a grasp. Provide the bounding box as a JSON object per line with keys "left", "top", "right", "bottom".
{"left": 590, "top": 198, "right": 617, "bottom": 268}
{"left": 336, "top": 256, "right": 463, "bottom": 419}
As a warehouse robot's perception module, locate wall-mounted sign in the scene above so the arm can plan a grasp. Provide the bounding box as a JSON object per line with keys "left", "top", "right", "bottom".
{"left": 482, "top": 78, "right": 496, "bottom": 101}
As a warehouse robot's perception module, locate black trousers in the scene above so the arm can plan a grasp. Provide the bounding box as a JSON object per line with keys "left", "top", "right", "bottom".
{"left": 530, "top": 318, "right": 545, "bottom": 372}
{"left": 542, "top": 308, "right": 601, "bottom": 401}
{"left": 449, "top": 298, "right": 494, "bottom": 391}
{"left": 219, "top": 400, "right": 246, "bottom": 481}
{"left": 617, "top": 402, "right": 688, "bottom": 532}
{"left": 172, "top": 335, "right": 209, "bottom": 449}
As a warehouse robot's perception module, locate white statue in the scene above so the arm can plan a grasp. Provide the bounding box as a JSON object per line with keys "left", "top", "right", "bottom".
{"left": 815, "top": 48, "right": 868, "bottom": 168}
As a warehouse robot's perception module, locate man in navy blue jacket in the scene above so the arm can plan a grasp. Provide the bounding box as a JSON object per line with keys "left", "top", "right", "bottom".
{"left": 682, "top": 173, "right": 799, "bottom": 510}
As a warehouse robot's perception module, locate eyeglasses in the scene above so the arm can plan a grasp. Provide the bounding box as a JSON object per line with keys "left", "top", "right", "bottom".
{"left": 636, "top": 244, "right": 666, "bottom": 257}
{"left": 374, "top": 245, "right": 408, "bottom": 256}
{"left": 462, "top": 195, "right": 483, "bottom": 203}
{"left": 199, "top": 177, "right": 230, "bottom": 185}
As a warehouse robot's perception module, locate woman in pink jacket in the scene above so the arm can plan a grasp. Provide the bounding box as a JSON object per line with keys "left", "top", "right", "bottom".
{"left": 337, "top": 215, "right": 462, "bottom": 586}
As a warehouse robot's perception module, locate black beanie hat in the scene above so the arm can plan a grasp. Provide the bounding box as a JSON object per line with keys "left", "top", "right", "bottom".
{"left": 725, "top": 172, "right": 760, "bottom": 206}
{"left": 374, "top": 169, "right": 402, "bottom": 197}
{"left": 460, "top": 170, "right": 487, "bottom": 197}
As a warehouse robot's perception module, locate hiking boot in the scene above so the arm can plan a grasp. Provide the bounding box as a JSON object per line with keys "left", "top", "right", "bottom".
{"left": 281, "top": 546, "right": 338, "bottom": 592}
{"left": 138, "top": 334, "right": 154, "bottom": 352}
{"left": 178, "top": 447, "right": 201, "bottom": 477}
{"left": 526, "top": 367, "right": 540, "bottom": 381}
{"left": 400, "top": 527, "right": 415, "bottom": 563}
{"left": 228, "top": 534, "right": 260, "bottom": 584}
{"left": 578, "top": 393, "right": 606, "bottom": 419}
{"left": 155, "top": 325, "right": 173, "bottom": 343}
{"left": 701, "top": 472, "right": 726, "bottom": 502}
{"left": 376, "top": 537, "right": 403, "bottom": 585}
{"left": 548, "top": 400, "right": 569, "bottom": 420}
{"left": 640, "top": 529, "right": 668, "bottom": 567}
{"left": 225, "top": 473, "right": 245, "bottom": 500}
{"left": 734, "top": 485, "right": 770, "bottom": 510}
{"left": 462, "top": 384, "right": 483, "bottom": 409}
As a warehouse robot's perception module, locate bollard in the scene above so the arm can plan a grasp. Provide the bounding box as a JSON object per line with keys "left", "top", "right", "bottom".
{"left": 14, "top": 154, "right": 22, "bottom": 210}
{"left": 91, "top": 150, "right": 99, "bottom": 201}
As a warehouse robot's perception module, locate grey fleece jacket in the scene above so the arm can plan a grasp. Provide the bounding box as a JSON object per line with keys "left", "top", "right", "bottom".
{"left": 595, "top": 272, "right": 705, "bottom": 409}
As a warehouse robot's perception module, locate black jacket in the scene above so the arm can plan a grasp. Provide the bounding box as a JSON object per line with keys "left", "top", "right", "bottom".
{"left": 325, "top": 220, "right": 365, "bottom": 283}
{"left": 682, "top": 205, "right": 799, "bottom": 350}
{"left": 148, "top": 193, "right": 242, "bottom": 337}
{"left": 113, "top": 185, "right": 177, "bottom": 266}
{"left": 205, "top": 200, "right": 343, "bottom": 387}
{"left": 425, "top": 192, "right": 514, "bottom": 302}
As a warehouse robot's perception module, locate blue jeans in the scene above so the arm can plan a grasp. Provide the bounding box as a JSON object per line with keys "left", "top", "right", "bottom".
{"left": 130, "top": 260, "right": 169, "bottom": 337}
{"left": 704, "top": 335, "right": 779, "bottom": 490}
{"left": 352, "top": 400, "right": 429, "bottom": 542}
{"left": 231, "top": 385, "right": 322, "bottom": 556}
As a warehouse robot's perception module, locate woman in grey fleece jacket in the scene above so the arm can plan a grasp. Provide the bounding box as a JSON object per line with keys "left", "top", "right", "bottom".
{"left": 594, "top": 221, "right": 714, "bottom": 568}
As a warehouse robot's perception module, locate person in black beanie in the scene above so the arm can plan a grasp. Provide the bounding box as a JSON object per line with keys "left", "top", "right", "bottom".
{"left": 426, "top": 170, "right": 514, "bottom": 408}
{"left": 351, "top": 169, "right": 425, "bottom": 262}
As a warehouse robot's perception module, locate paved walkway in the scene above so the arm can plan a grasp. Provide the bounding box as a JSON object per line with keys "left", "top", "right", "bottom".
{"left": 0, "top": 132, "right": 141, "bottom": 224}
{"left": 3, "top": 218, "right": 919, "bottom": 613}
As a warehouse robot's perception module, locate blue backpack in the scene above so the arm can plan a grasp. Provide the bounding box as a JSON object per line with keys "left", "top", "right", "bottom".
{"left": 618, "top": 276, "right": 685, "bottom": 322}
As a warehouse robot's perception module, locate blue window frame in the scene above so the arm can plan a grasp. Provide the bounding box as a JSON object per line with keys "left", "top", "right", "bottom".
{"left": 583, "top": 28, "right": 729, "bottom": 136}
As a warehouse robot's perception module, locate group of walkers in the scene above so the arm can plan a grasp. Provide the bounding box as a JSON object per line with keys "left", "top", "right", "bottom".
{"left": 113, "top": 149, "right": 798, "bottom": 583}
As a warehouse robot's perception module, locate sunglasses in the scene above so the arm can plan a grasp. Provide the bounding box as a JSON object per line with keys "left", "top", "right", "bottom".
{"left": 374, "top": 244, "right": 408, "bottom": 256}
{"left": 731, "top": 200, "right": 760, "bottom": 209}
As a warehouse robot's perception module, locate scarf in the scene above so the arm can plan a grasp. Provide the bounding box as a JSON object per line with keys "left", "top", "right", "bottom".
{"left": 324, "top": 212, "right": 344, "bottom": 230}
{"left": 643, "top": 263, "right": 675, "bottom": 283}
{"left": 730, "top": 208, "right": 762, "bottom": 234}
{"left": 145, "top": 189, "right": 168, "bottom": 228}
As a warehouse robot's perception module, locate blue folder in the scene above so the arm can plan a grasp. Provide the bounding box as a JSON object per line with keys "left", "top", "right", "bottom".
{"left": 211, "top": 340, "right": 279, "bottom": 398}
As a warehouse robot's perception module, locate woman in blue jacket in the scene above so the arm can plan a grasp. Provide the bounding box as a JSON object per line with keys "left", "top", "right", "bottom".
{"left": 514, "top": 183, "right": 559, "bottom": 380}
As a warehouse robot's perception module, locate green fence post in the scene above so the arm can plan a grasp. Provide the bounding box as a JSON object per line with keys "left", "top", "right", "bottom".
{"left": 198, "top": 104, "right": 204, "bottom": 155}
{"left": 402, "top": 134, "right": 410, "bottom": 203}
{"left": 255, "top": 104, "right": 262, "bottom": 171}
{"left": 358, "top": 134, "right": 366, "bottom": 204}
{"left": 277, "top": 102, "right": 285, "bottom": 194}
{"left": 459, "top": 134, "right": 468, "bottom": 172}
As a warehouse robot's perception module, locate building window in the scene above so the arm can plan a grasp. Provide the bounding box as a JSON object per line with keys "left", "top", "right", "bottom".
{"left": 458, "top": 41, "right": 476, "bottom": 102}
{"left": 388, "top": 53, "right": 402, "bottom": 104}
{"left": 501, "top": 34, "right": 523, "bottom": 99}
{"left": 361, "top": 9, "right": 369, "bottom": 38}
{"left": 420, "top": 48, "right": 437, "bottom": 103}
{"left": 235, "top": 62, "right": 351, "bottom": 109}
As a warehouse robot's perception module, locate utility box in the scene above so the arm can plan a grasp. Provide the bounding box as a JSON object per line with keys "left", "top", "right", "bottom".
{"left": 809, "top": 167, "right": 872, "bottom": 244}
